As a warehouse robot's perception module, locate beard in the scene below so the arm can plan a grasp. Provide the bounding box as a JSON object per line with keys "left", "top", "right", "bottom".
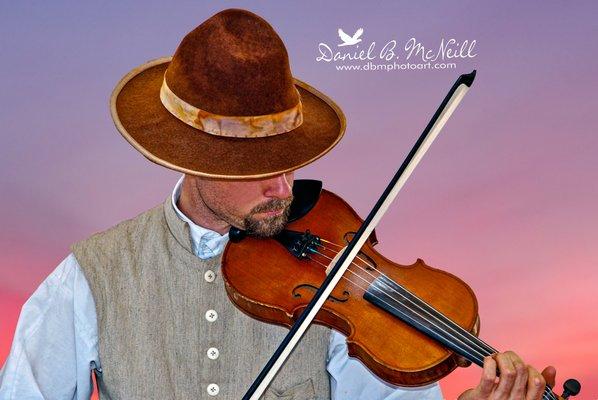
{"left": 243, "top": 195, "right": 293, "bottom": 237}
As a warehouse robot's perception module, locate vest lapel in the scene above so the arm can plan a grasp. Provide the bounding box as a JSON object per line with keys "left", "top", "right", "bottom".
{"left": 163, "top": 195, "right": 195, "bottom": 254}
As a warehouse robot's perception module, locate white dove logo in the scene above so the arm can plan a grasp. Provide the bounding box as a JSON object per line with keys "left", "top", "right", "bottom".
{"left": 337, "top": 28, "right": 363, "bottom": 47}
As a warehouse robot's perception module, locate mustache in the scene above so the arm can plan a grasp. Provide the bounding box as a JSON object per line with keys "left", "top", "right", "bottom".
{"left": 250, "top": 196, "right": 293, "bottom": 214}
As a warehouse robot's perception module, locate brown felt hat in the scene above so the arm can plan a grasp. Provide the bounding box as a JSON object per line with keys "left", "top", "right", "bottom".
{"left": 110, "top": 8, "right": 346, "bottom": 179}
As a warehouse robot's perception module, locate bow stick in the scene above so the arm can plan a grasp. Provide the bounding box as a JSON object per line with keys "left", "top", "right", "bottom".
{"left": 243, "top": 70, "right": 477, "bottom": 400}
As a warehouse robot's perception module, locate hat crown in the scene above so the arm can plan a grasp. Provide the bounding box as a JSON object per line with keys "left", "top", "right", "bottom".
{"left": 165, "top": 9, "right": 299, "bottom": 117}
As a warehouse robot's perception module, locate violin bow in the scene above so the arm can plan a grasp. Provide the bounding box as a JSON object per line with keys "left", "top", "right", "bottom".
{"left": 243, "top": 70, "right": 477, "bottom": 400}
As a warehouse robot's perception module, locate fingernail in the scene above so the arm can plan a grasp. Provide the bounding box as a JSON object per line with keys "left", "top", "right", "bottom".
{"left": 534, "top": 378, "right": 541, "bottom": 386}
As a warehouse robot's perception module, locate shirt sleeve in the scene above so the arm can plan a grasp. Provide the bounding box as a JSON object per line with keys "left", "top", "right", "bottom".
{"left": 0, "top": 253, "right": 100, "bottom": 400}
{"left": 327, "top": 330, "right": 443, "bottom": 400}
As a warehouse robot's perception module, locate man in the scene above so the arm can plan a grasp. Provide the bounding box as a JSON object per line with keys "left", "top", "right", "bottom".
{"left": 0, "top": 8, "right": 556, "bottom": 400}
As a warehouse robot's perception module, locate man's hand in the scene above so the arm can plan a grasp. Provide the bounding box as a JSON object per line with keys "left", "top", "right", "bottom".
{"left": 457, "top": 351, "right": 557, "bottom": 400}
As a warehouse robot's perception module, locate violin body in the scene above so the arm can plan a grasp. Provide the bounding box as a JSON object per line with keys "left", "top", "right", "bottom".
{"left": 222, "top": 185, "right": 479, "bottom": 386}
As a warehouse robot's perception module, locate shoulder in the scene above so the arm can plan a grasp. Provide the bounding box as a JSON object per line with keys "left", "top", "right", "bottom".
{"left": 70, "top": 200, "right": 165, "bottom": 256}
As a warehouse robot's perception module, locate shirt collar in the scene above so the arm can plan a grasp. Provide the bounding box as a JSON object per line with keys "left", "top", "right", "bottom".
{"left": 171, "top": 174, "right": 229, "bottom": 259}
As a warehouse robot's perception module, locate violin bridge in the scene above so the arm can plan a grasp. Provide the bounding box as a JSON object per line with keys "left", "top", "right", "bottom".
{"left": 325, "top": 246, "right": 347, "bottom": 275}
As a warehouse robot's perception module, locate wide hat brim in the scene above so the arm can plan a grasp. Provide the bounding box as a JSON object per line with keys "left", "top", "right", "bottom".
{"left": 110, "top": 57, "right": 346, "bottom": 180}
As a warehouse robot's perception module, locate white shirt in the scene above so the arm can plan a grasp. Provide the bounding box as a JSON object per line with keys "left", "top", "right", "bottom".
{"left": 0, "top": 175, "right": 442, "bottom": 400}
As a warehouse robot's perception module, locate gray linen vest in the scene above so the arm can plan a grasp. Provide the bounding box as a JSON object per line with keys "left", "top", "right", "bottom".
{"left": 71, "top": 196, "right": 331, "bottom": 399}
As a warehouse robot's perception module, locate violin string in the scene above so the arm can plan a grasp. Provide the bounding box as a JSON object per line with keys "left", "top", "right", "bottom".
{"left": 318, "top": 243, "right": 496, "bottom": 355}
{"left": 314, "top": 244, "right": 558, "bottom": 400}
{"left": 315, "top": 244, "right": 559, "bottom": 400}
{"left": 309, "top": 256, "right": 487, "bottom": 364}
{"left": 319, "top": 239, "right": 498, "bottom": 355}
{"left": 309, "top": 251, "right": 557, "bottom": 400}
{"left": 310, "top": 243, "right": 558, "bottom": 400}
{"left": 310, "top": 249, "right": 489, "bottom": 364}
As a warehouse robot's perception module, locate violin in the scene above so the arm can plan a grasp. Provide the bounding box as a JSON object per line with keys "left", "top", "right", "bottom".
{"left": 222, "top": 181, "right": 579, "bottom": 400}
{"left": 221, "top": 71, "right": 581, "bottom": 400}
{"left": 223, "top": 179, "right": 479, "bottom": 385}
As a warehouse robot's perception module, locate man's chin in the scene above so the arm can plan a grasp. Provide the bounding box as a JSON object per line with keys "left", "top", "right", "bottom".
{"left": 244, "top": 215, "right": 287, "bottom": 238}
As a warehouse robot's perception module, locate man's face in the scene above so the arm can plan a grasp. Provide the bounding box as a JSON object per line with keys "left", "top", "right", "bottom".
{"left": 196, "top": 171, "right": 294, "bottom": 237}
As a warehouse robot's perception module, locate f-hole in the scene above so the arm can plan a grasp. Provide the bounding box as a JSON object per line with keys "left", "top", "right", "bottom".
{"left": 292, "top": 284, "right": 350, "bottom": 303}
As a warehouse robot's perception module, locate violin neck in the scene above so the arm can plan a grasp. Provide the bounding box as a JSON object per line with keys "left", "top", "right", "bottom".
{"left": 363, "top": 275, "right": 559, "bottom": 400}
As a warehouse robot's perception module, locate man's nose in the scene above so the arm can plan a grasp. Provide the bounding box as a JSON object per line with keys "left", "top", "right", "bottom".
{"left": 263, "top": 174, "right": 292, "bottom": 199}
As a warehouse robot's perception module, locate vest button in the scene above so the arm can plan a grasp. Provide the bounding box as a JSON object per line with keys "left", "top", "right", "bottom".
{"left": 204, "top": 270, "right": 216, "bottom": 282}
{"left": 207, "top": 383, "right": 220, "bottom": 396}
{"left": 205, "top": 309, "right": 218, "bottom": 322}
{"left": 207, "top": 347, "right": 219, "bottom": 360}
